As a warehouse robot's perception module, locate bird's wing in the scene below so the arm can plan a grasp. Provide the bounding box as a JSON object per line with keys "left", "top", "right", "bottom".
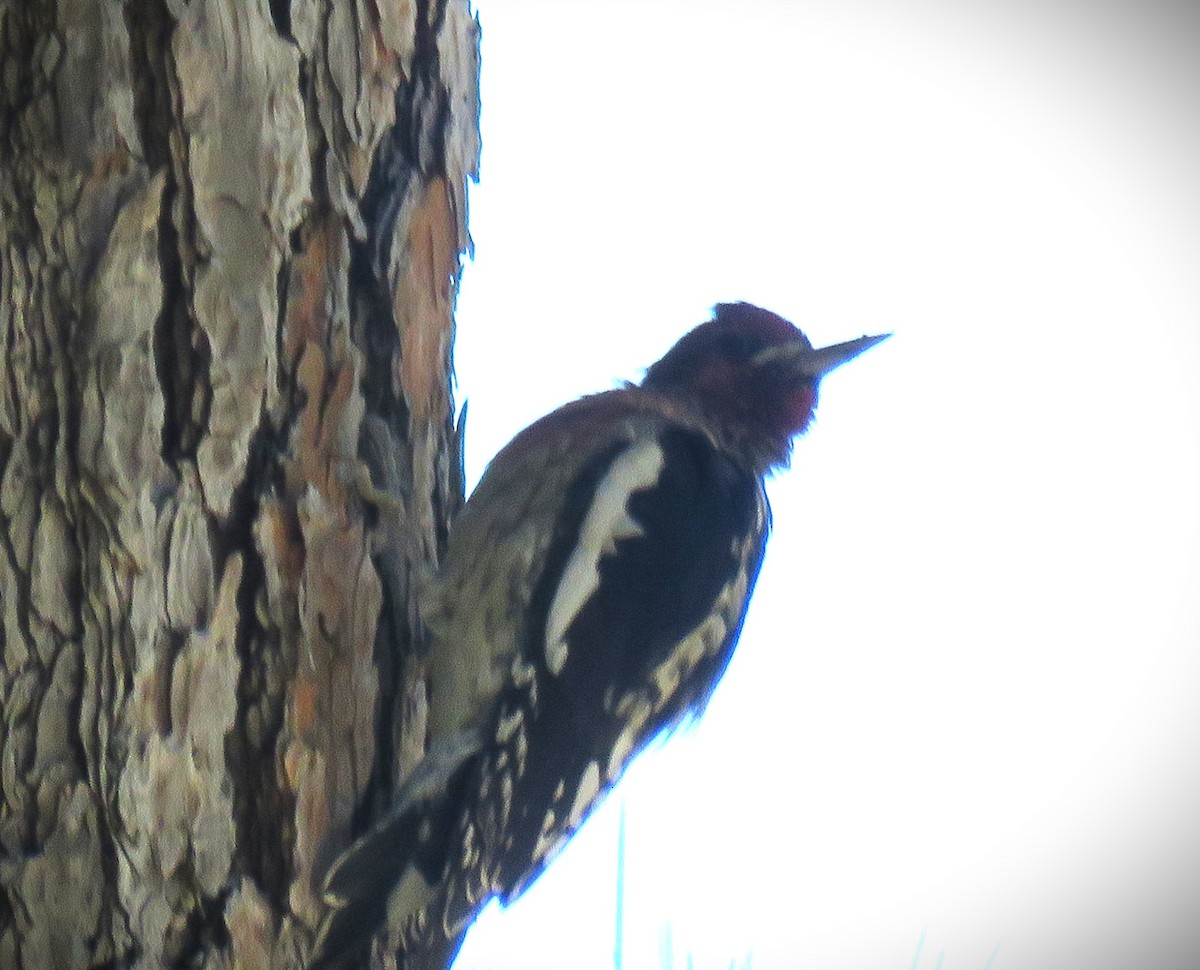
{"left": 458, "top": 424, "right": 771, "bottom": 908}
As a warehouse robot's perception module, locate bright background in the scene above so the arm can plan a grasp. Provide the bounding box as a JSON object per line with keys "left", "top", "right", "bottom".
{"left": 449, "top": 3, "right": 1200, "bottom": 968}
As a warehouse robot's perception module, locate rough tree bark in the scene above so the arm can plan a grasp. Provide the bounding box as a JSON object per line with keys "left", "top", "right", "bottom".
{"left": 0, "top": 1, "right": 479, "bottom": 967}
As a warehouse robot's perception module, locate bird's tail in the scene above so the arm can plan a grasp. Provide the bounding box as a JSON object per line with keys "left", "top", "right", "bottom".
{"left": 309, "top": 730, "right": 482, "bottom": 968}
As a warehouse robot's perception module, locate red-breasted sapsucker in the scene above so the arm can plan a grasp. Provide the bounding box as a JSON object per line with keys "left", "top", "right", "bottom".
{"left": 311, "top": 302, "right": 887, "bottom": 968}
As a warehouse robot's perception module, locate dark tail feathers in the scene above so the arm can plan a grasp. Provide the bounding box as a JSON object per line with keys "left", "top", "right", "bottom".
{"left": 309, "top": 731, "right": 482, "bottom": 968}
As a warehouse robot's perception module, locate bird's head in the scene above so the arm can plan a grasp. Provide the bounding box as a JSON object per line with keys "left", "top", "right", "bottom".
{"left": 642, "top": 302, "right": 888, "bottom": 469}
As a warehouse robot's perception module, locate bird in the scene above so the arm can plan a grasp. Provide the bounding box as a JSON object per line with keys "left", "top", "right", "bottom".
{"left": 310, "top": 302, "right": 888, "bottom": 968}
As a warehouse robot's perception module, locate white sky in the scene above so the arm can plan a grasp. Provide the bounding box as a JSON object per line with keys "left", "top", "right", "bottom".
{"left": 449, "top": 3, "right": 1200, "bottom": 968}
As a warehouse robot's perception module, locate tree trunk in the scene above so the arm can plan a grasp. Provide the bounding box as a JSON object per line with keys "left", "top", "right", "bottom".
{"left": 0, "top": 1, "right": 479, "bottom": 967}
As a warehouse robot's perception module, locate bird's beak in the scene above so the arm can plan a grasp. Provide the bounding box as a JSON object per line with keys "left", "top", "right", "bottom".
{"left": 753, "top": 333, "right": 891, "bottom": 379}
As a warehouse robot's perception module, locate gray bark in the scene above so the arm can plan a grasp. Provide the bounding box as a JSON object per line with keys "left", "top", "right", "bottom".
{"left": 0, "top": 1, "right": 479, "bottom": 967}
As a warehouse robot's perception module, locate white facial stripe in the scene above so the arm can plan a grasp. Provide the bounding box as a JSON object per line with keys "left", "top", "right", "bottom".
{"left": 544, "top": 438, "right": 665, "bottom": 675}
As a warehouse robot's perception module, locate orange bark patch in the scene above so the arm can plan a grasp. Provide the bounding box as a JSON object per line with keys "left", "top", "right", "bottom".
{"left": 283, "top": 216, "right": 332, "bottom": 364}
{"left": 396, "top": 176, "right": 456, "bottom": 423}
{"left": 291, "top": 678, "right": 318, "bottom": 736}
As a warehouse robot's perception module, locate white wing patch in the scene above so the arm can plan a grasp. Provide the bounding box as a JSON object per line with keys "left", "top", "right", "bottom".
{"left": 567, "top": 760, "right": 601, "bottom": 829}
{"left": 530, "top": 759, "right": 603, "bottom": 868}
{"left": 544, "top": 437, "right": 666, "bottom": 675}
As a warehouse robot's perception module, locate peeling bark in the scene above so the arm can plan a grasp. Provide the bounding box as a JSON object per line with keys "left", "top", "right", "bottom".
{"left": 0, "top": 1, "right": 479, "bottom": 967}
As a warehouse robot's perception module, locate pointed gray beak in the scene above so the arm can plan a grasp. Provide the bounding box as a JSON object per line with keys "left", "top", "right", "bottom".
{"left": 801, "top": 332, "right": 891, "bottom": 378}
{"left": 752, "top": 332, "right": 891, "bottom": 378}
